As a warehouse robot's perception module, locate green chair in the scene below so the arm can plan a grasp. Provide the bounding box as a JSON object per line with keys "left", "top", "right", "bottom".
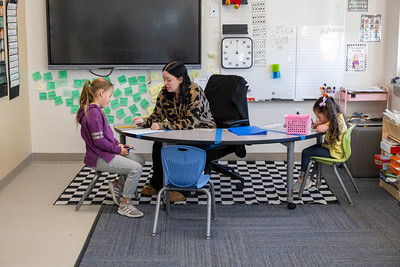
{"left": 298, "top": 124, "right": 360, "bottom": 205}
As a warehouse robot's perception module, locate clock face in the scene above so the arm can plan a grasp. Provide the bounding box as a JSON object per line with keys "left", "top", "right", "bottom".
{"left": 221, "top": 37, "right": 253, "bottom": 69}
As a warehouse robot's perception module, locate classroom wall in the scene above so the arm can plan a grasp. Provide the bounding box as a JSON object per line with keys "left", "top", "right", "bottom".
{"left": 20, "top": 0, "right": 400, "bottom": 158}
{"left": 0, "top": 0, "right": 31, "bottom": 185}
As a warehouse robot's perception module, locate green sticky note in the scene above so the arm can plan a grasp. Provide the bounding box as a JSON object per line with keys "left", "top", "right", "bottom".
{"left": 82, "top": 79, "right": 90, "bottom": 84}
{"left": 55, "top": 79, "right": 68, "bottom": 88}
{"left": 129, "top": 104, "right": 139, "bottom": 114}
{"left": 137, "top": 76, "right": 146, "bottom": 84}
{"left": 132, "top": 93, "right": 141, "bottom": 102}
{"left": 72, "top": 89, "right": 80, "bottom": 99}
{"left": 62, "top": 89, "right": 72, "bottom": 98}
{"left": 71, "top": 105, "right": 79, "bottom": 114}
{"left": 116, "top": 108, "right": 126, "bottom": 119}
{"left": 54, "top": 96, "right": 63, "bottom": 106}
{"left": 107, "top": 116, "right": 115, "bottom": 124}
{"left": 113, "top": 88, "right": 122, "bottom": 98}
{"left": 32, "top": 71, "right": 42, "bottom": 81}
{"left": 133, "top": 113, "right": 141, "bottom": 117}
{"left": 139, "top": 84, "right": 148, "bottom": 94}
{"left": 47, "top": 82, "right": 55, "bottom": 90}
{"left": 140, "top": 99, "right": 149, "bottom": 109}
{"left": 117, "top": 75, "right": 127, "bottom": 85}
{"left": 124, "top": 116, "right": 133, "bottom": 124}
{"left": 39, "top": 92, "right": 47, "bottom": 100}
{"left": 43, "top": 72, "right": 53, "bottom": 81}
{"left": 120, "top": 97, "right": 128, "bottom": 106}
{"left": 124, "top": 87, "right": 133, "bottom": 95}
{"left": 59, "top": 70, "right": 68, "bottom": 79}
{"left": 104, "top": 106, "right": 111, "bottom": 115}
{"left": 48, "top": 91, "right": 57, "bottom": 100}
{"left": 66, "top": 98, "right": 74, "bottom": 107}
{"left": 104, "top": 76, "right": 111, "bottom": 82}
{"left": 110, "top": 99, "right": 119, "bottom": 109}
{"left": 74, "top": 79, "right": 82, "bottom": 88}
{"left": 128, "top": 76, "right": 137, "bottom": 86}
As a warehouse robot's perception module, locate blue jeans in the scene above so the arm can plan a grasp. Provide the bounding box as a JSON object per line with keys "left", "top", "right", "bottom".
{"left": 301, "top": 143, "right": 332, "bottom": 172}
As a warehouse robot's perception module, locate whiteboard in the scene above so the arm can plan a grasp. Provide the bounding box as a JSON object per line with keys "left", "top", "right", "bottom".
{"left": 221, "top": 0, "right": 345, "bottom": 101}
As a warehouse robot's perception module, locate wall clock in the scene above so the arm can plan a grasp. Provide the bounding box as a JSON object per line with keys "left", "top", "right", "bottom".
{"left": 221, "top": 37, "right": 253, "bottom": 69}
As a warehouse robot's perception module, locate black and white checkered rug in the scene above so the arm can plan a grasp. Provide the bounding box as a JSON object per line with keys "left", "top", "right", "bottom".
{"left": 54, "top": 161, "right": 338, "bottom": 206}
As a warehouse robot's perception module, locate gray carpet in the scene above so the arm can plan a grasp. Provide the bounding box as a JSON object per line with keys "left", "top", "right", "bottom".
{"left": 76, "top": 166, "right": 400, "bottom": 267}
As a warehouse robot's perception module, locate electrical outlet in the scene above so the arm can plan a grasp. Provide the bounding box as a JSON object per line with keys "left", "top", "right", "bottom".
{"left": 210, "top": 4, "right": 218, "bottom": 18}
{"left": 294, "top": 108, "right": 301, "bottom": 115}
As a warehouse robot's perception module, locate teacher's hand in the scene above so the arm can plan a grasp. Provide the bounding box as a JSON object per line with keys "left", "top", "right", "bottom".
{"left": 132, "top": 117, "right": 144, "bottom": 125}
{"left": 151, "top": 123, "right": 160, "bottom": 130}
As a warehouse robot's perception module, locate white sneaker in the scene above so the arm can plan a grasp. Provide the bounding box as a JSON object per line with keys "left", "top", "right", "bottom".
{"left": 108, "top": 179, "right": 122, "bottom": 205}
{"left": 118, "top": 201, "right": 143, "bottom": 218}
{"left": 293, "top": 178, "right": 313, "bottom": 193}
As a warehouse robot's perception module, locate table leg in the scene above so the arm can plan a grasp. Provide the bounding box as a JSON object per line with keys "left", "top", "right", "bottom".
{"left": 120, "top": 134, "right": 126, "bottom": 144}
{"left": 282, "top": 141, "right": 296, "bottom": 209}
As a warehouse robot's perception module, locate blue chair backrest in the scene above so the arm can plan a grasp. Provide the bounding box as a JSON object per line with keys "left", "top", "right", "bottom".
{"left": 161, "top": 145, "right": 207, "bottom": 188}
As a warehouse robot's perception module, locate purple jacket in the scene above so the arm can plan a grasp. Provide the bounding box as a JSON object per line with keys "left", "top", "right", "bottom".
{"left": 77, "top": 104, "right": 121, "bottom": 167}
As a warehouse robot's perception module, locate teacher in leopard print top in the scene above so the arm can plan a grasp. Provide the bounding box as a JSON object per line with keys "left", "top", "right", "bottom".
{"left": 133, "top": 61, "right": 216, "bottom": 202}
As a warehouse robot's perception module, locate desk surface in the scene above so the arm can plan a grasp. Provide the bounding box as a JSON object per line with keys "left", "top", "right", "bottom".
{"left": 114, "top": 124, "right": 322, "bottom": 209}
{"left": 114, "top": 125, "right": 320, "bottom": 145}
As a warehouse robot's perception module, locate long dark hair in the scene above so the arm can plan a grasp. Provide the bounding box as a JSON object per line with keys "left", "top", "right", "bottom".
{"left": 162, "top": 61, "right": 191, "bottom": 104}
{"left": 313, "top": 96, "right": 343, "bottom": 145}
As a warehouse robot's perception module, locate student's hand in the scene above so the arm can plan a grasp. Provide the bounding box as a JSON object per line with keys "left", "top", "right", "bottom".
{"left": 151, "top": 123, "right": 160, "bottom": 130}
{"left": 311, "top": 120, "right": 318, "bottom": 129}
{"left": 132, "top": 117, "right": 144, "bottom": 125}
{"left": 120, "top": 147, "right": 129, "bottom": 156}
{"left": 118, "top": 144, "right": 129, "bottom": 156}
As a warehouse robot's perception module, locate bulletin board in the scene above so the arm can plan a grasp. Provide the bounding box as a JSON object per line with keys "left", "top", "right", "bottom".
{"left": 221, "top": 0, "right": 345, "bottom": 101}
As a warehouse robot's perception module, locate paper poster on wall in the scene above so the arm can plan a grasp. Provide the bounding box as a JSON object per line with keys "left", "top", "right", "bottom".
{"left": 0, "top": 0, "right": 7, "bottom": 98}
{"left": 360, "top": 14, "right": 381, "bottom": 42}
{"left": 6, "top": 0, "right": 19, "bottom": 100}
{"left": 346, "top": 43, "right": 367, "bottom": 72}
{"left": 348, "top": 0, "right": 368, "bottom": 12}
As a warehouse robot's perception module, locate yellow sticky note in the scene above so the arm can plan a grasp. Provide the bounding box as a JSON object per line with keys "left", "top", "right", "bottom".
{"left": 149, "top": 85, "right": 161, "bottom": 96}
{"left": 190, "top": 70, "right": 200, "bottom": 80}
{"left": 146, "top": 105, "right": 155, "bottom": 115}
{"left": 152, "top": 94, "right": 158, "bottom": 103}
{"left": 35, "top": 83, "right": 44, "bottom": 91}
{"left": 208, "top": 53, "right": 217, "bottom": 60}
{"left": 157, "top": 82, "right": 164, "bottom": 89}
{"left": 206, "top": 63, "right": 214, "bottom": 72}
{"left": 151, "top": 72, "right": 159, "bottom": 81}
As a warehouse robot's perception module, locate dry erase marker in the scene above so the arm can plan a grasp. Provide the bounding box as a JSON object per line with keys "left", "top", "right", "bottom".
{"left": 124, "top": 145, "right": 134, "bottom": 151}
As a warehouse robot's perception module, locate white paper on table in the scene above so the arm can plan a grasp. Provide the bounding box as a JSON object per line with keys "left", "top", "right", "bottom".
{"left": 124, "top": 129, "right": 166, "bottom": 135}
{"left": 262, "top": 123, "right": 283, "bottom": 129}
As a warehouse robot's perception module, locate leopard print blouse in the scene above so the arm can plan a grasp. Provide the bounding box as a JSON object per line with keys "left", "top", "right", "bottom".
{"left": 139, "top": 82, "right": 216, "bottom": 130}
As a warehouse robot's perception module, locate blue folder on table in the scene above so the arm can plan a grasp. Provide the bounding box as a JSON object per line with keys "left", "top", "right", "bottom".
{"left": 228, "top": 126, "right": 268, "bottom": 136}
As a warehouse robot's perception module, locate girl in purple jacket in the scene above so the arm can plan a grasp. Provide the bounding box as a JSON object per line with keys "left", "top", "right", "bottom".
{"left": 76, "top": 78, "right": 145, "bottom": 218}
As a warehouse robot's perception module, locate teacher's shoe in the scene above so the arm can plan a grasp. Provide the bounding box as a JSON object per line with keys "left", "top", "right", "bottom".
{"left": 293, "top": 178, "right": 313, "bottom": 193}
{"left": 141, "top": 185, "right": 158, "bottom": 196}
{"left": 118, "top": 201, "right": 144, "bottom": 218}
{"left": 170, "top": 191, "right": 188, "bottom": 203}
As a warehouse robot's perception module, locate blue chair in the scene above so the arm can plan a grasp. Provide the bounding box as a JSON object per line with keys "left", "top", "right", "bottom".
{"left": 152, "top": 145, "right": 216, "bottom": 239}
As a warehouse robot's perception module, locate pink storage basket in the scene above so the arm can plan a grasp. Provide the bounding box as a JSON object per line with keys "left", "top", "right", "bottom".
{"left": 285, "top": 114, "right": 310, "bottom": 135}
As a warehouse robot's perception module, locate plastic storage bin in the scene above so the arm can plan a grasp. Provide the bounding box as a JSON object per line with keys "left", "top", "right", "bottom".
{"left": 285, "top": 114, "right": 310, "bottom": 135}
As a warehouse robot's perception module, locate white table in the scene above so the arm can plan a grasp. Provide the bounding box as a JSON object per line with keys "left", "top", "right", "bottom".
{"left": 115, "top": 125, "right": 322, "bottom": 209}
